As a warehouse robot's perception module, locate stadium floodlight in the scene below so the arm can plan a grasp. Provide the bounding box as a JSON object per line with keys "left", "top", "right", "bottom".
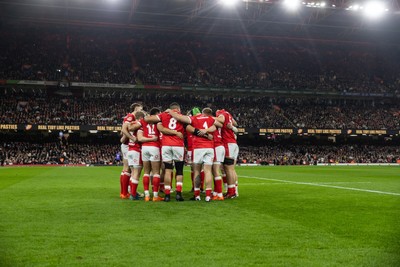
{"left": 352, "top": 4, "right": 360, "bottom": 11}
{"left": 283, "top": 0, "right": 301, "bottom": 11}
{"left": 219, "top": 0, "right": 240, "bottom": 7}
{"left": 363, "top": 1, "right": 387, "bottom": 19}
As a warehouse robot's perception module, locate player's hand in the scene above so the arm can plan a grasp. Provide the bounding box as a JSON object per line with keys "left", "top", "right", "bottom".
{"left": 151, "top": 136, "right": 158, "bottom": 141}
{"left": 227, "top": 123, "right": 233, "bottom": 129}
{"left": 199, "top": 129, "right": 208, "bottom": 136}
{"left": 165, "top": 109, "right": 171, "bottom": 113}
{"left": 207, "top": 134, "right": 214, "bottom": 140}
{"left": 176, "top": 131, "right": 184, "bottom": 139}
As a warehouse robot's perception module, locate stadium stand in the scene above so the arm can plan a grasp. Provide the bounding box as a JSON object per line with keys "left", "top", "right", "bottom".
{"left": 0, "top": 27, "right": 399, "bottom": 166}
{"left": 1, "top": 88, "right": 398, "bottom": 129}
{"left": 0, "top": 28, "right": 399, "bottom": 95}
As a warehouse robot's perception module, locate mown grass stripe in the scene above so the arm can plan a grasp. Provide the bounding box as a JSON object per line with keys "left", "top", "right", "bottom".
{"left": 240, "top": 175, "right": 400, "bottom": 196}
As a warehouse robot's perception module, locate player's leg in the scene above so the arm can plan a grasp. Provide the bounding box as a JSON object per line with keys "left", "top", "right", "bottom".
{"left": 120, "top": 144, "right": 131, "bottom": 198}
{"left": 203, "top": 148, "right": 215, "bottom": 202}
{"left": 172, "top": 146, "right": 185, "bottom": 201}
{"left": 141, "top": 148, "right": 152, "bottom": 201}
{"left": 230, "top": 144, "right": 239, "bottom": 197}
{"left": 129, "top": 151, "right": 143, "bottom": 200}
{"left": 160, "top": 163, "right": 165, "bottom": 193}
{"left": 234, "top": 159, "right": 239, "bottom": 197}
{"left": 186, "top": 150, "right": 194, "bottom": 192}
{"left": 191, "top": 163, "right": 202, "bottom": 201}
{"left": 150, "top": 147, "right": 163, "bottom": 201}
{"left": 142, "top": 161, "right": 151, "bottom": 201}
{"left": 191, "top": 148, "right": 206, "bottom": 200}
{"left": 223, "top": 158, "right": 236, "bottom": 198}
{"left": 212, "top": 145, "right": 225, "bottom": 200}
{"left": 161, "top": 146, "right": 173, "bottom": 202}
{"left": 223, "top": 143, "right": 239, "bottom": 198}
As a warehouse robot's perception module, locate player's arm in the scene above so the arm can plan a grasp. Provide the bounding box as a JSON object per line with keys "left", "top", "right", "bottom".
{"left": 122, "top": 123, "right": 140, "bottom": 142}
{"left": 216, "top": 114, "right": 225, "bottom": 124}
{"left": 232, "top": 118, "right": 238, "bottom": 127}
{"left": 199, "top": 124, "right": 216, "bottom": 135}
{"left": 157, "top": 122, "right": 183, "bottom": 139}
{"left": 168, "top": 110, "right": 191, "bottom": 124}
{"left": 121, "top": 123, "right": 136, "bottom": 142}
{"left": 227, "top": 120, "right": 239, "bottom": 133}
{"left": 137, "top": 129, "right": 158, "bottom": 143}
{"left": 213, "top": 119, "right": 223, "bottom": 128}
{"left": 144, "top": 115, "right": 161, "bottom": 123}
{"left": 186, "top": 124, "right": 213, "bottom": 140}
{"left": 120, "top": 134, "right": 128, "bottom": 144}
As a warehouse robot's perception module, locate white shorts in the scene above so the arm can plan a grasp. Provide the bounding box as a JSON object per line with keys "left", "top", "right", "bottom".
{"left": 127, "top": 150, "right": 142, "bottom": 168}
{"left": 186, "top": 150, "right": 193, "bottom": 164}
{"left": 121, "top": 144, "right": 129, "bottom": 160}
{"left": 224, "top": 143, "right": 239, "bottom": 160}
{"left": 193, "top": 148, "right": 214, "bottom": 165}
{"left": 141, "top": 146, "right": 161, "bottom": 162}
{"left": 161, "top": 146, "right": 185, "bottom": 162}
{"left": 214, "top": 145, "right": 225, "bottom": 164}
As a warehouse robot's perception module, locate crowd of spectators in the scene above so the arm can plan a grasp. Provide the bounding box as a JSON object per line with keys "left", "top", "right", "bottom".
{"left": 1, "top": 88, "right": 399, "bottom": 129}
{"left": 0, "top": 142, "right": 119, "bottom": 166}
{"left": 239, "top": 145, "right": 400, "bottom": 165}
{"left": 1, "top": 28, "right": 399, "bottom": 95}
{"left": 1, "top": 141, "right": 398, "bottom": 166}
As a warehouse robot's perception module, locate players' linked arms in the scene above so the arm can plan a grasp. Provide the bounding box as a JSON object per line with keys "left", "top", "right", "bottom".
{"left": 122, "top": 123, "right": 136, "bottom": 143}
{"left": 145, "top": 115, "right": 161, "bottom": 123}
{"left": 186, "top": 125, "right": 209, "bottom": 139}
{"left": 216, "top": 114, "right": 225, "bottom": 124}
{"left": 175, "top": 131, "right": 184, "bottom": 140}
{"left": 214, "top": 120, "right": 223, "bottom": 128}
{"left": 137, "top": 130, "right": 158, "bottom": 143}
{"left": 138, "top": 135, "right": 158, "bottom": 143}
{"left": 157, "top": 123, "right": 180, "bottom": 138}
{"left": 168, "top": 110, "right": 191, "bottom": 124}
{"left": 120, "top": 135, "right": 128, "bottom": 144}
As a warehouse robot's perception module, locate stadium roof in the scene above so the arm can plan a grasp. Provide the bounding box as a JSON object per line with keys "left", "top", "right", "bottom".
{"left": 1, "top": 0, "right": 400, "bottom": 43}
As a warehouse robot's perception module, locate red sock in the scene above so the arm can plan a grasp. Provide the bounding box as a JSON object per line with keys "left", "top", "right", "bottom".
{"left": 143, "top": 174, "right": 150, "bottom": 191}
{"left": 160, "top": 182, "right": 165, "bottom": 192}
{"left": 130, "top": 180, "right": 139, "bottom": 196}
{"left": 200, "top": 170, "right": 205, "bottom": 190}
{"left": 206, "top": 189, "right": 212, "bottom": 198}
{"left": 214, "top": 177, "right": 222, "bottom": 194}
{"left": 121, "top": 171, "right": 130, "bottom": 195}
{"left": 153, "top": 174, "right": 160, "bottom": 194}
{"left": 164, "top": 185, "right": 171, "bottom": 195}
{"left": 194, "top": 188, "right": 200, "bottom": 197}
{"left": 176, "top": 182, "right": 183, "bottom": 193}
{"left": 222, "top": 174, "right": 227, "bottom": 184}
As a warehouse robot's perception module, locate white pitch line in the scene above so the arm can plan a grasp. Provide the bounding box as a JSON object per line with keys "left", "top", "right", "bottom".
{"left": 239, "top": 182, "right": 372, "bottom": 186}
{"left": 239, "top": 175, "right": 400, "bottom": 196}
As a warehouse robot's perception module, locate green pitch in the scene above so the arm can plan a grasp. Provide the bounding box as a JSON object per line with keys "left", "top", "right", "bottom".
{"left": 1, "top": 166, "right": 399, "bottom": 267}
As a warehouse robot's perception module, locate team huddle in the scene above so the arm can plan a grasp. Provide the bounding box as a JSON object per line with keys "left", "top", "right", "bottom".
{"left": 118, "top": 102, "right": 239, "bottom": 202}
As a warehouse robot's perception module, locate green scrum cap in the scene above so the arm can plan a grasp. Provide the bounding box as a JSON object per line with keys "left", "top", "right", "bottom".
{"left": 191, "top": 107, "right": 201, "bottom": 116}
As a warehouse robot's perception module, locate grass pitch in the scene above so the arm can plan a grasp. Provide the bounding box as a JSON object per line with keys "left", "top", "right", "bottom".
{"left": 0, "top": 166, "right": 399, "bottom": 267}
